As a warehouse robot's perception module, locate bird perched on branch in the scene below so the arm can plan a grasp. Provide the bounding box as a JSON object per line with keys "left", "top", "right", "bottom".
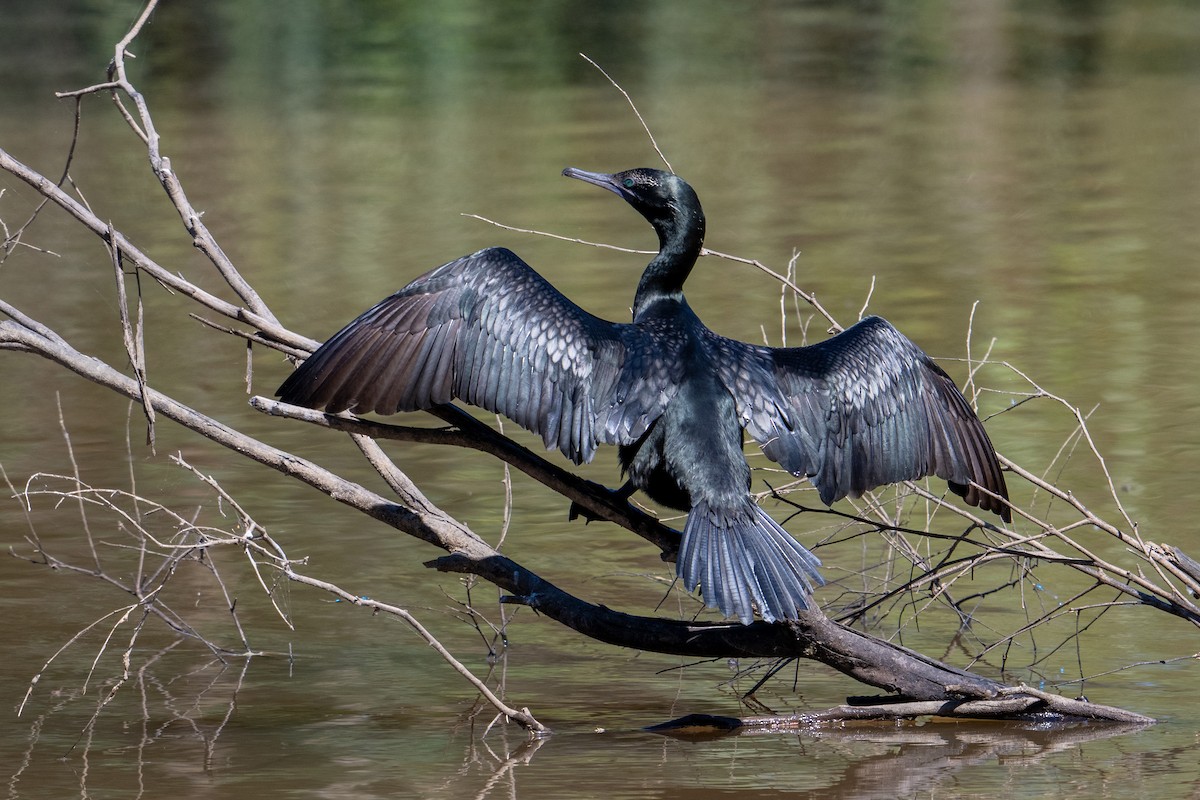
{"left": 277, "top": 166, "right": 1010, "bottom": 624}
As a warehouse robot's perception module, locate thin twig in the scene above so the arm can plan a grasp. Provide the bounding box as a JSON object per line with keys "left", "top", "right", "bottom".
{"left": 579, "top": 54, "right": 672, "bottom": 172}
{"left": 282, "top": 567, "right": 547, "bottom": 734}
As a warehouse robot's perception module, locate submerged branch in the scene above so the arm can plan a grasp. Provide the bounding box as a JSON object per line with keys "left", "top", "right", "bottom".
{"left": 649, "top": 690, "right": 1156, "bottom": 730}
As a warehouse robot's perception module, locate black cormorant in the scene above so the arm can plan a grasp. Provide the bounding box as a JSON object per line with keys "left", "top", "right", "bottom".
{"left": 277, "top": 167, "right": 1010, "bottom": 624}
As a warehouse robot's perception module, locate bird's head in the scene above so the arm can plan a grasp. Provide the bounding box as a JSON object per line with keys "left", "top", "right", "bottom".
{"left": 563, "top": 167, "right": 705, "bottom": 251}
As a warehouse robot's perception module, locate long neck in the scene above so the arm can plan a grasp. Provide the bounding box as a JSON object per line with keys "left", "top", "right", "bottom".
{"left": 633, "top": 206, "right": 706, "bottom": 319}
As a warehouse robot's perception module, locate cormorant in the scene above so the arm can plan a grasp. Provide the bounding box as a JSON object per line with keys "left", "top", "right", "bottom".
{"left": 277, "top": 167, "right": 1010, "bottom": 624}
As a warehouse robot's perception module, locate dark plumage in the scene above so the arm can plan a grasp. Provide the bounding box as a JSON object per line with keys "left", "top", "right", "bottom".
{"left": 277, "top": 167, "right": 1010, "bottom": 624}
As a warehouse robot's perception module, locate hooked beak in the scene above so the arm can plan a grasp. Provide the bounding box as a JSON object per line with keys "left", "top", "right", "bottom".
{"left": 562, "top": 167, "right": 625, "bottom": 198}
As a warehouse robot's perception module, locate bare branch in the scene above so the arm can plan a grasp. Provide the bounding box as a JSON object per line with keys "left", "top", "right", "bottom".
{"left": 3, "top": 9, "right": 1183, "bottom": 735}
{"left": 282, "top": 567, "right": 547, "bottom": 734}
{"left": 579, "top": 54, "right": 672, "bottom": 172}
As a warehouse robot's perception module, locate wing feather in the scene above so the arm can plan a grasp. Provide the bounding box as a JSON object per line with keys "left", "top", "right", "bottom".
{"left": 277, "top": 247, "right": 678, "bottom": 464}
{"left": 709, "top": 316, "right": 1010, "bottom": 521}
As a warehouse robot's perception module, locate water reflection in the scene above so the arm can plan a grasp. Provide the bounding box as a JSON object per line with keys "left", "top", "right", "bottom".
{"left": 5, "top": 645, "right": 1162, "bottom": 800}
{"left": 6, "top": 0, "right": 1191, "bottom": 106}
{"left": 4, "top": 0, "right": 1200, "bottom": 798}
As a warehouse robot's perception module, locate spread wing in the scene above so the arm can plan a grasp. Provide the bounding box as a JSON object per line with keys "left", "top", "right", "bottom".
{"left": 709, "top": 316, "right": 1010, "bottom": 521}
{"left": 277, "top": 247, "right": 680, "bottom": 464}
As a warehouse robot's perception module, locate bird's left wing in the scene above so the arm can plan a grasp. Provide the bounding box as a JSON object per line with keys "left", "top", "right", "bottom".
{"left": 708, "top": 316, "right": 1010, "bottom": 520}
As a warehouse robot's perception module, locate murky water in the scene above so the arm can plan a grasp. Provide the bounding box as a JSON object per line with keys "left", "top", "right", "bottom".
{"left": 3, "top": 1, "right": 1200, "bottom": 797}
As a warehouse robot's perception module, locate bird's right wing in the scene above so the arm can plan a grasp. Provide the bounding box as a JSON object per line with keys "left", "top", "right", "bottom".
{"left": 276, "top": 247, "right": 680, "bottom": 464}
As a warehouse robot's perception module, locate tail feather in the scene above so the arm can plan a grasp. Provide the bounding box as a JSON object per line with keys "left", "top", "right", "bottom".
{"left": 679, "top": 502, "right": 825, "bottom": 624}
{"left": 709, "top": 523, "right": 757, "bottom": 624}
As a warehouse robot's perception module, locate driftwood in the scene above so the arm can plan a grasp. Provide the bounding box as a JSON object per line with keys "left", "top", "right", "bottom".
{"left": 647, "top": 686, "right": 1156, "bottom": 732}
{"left": 0, "top": 263, "right": 1157, "bottom": 724}
{"left": 1, "top": 0, "right": 1186, "bottom": 737}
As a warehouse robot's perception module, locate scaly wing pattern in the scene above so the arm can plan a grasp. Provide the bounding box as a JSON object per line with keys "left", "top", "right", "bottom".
{"left": 277, "top": 247, "right": 680, "bottom": 463}
{"left": 709, "top": 316, "right": 1010, "bottom": 520}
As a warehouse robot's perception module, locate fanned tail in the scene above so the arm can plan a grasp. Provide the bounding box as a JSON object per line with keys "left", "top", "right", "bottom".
{"left": 678, "top": 502, "right": 825, "bottom": 624}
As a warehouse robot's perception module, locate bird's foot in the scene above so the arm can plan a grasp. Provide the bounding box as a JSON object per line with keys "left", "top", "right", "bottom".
{"left": 567, "top": 480, "right": 637, "bottom": 524}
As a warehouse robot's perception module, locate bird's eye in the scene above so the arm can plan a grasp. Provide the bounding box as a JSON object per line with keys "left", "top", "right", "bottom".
{"left": 623, "top": 178, "right": 635, "bottom": 188}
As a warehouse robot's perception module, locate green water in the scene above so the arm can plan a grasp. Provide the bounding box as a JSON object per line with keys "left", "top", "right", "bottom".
{"left": 2, "top": 2, "right": 1199, "bottom": 798}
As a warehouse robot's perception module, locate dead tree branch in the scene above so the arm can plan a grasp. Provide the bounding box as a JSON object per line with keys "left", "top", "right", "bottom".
{"left": 3, "top": 0, "right": 1191, "bottom": 730}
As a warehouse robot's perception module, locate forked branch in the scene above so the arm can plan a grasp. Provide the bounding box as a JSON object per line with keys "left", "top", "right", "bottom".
{"left": 1, "top": 0, "right": 1185, "bottom": 732}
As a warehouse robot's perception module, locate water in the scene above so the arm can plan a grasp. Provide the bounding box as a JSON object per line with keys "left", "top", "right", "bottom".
{"left": 2, "top": 1, "right": 1200, "bottom": 797}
